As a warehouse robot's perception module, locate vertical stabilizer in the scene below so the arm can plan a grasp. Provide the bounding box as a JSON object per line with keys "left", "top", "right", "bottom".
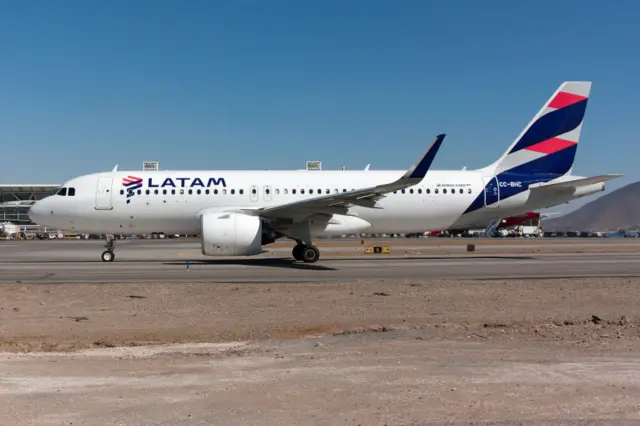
{"left": 484, "top": 81, "right": 591, "bottom": 178}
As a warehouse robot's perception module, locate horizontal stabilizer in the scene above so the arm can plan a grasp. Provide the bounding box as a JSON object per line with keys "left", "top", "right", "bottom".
{"left": 530, "top": 174, "right": 623, "bottom": 190}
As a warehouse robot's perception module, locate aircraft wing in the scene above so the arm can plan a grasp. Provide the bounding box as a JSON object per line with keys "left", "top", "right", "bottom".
{"left": 529, "top": 174, "right": 623, "bottom": 191}
{"left": 237, "top": 134, "right": 445, "bottom": 220}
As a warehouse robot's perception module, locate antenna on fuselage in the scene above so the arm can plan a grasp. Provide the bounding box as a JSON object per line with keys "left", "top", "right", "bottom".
{"left": 112, "top": 164, "right": 119, "bottom": 172}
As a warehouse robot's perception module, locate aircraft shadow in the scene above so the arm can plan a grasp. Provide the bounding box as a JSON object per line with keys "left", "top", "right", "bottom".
{"left": 162, "top": 258, "right": 338, "bottom": 271}
{"left": 321, "top": 255, "right": 536, "bottom": 261}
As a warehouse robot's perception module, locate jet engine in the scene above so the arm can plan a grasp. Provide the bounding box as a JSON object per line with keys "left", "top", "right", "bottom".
{"left": 200, "top": 211, "right": 263, "bottom": 256}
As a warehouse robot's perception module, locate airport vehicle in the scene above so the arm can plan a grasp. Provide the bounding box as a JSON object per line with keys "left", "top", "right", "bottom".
{"left": 425, "top": 211, "right": 550, "bottom": 237}
{"left": 29, "top": 81, "right": 621, "bottom": 263}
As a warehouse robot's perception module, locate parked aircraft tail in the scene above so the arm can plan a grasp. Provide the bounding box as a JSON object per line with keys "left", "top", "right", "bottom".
{"left": 483, "top": 81, "right": 591, "bottom": 178}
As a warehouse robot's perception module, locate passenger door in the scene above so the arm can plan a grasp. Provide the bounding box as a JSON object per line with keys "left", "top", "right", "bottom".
{"left": 95, "top": 177, "right": 114, "bottom": 210}
{"left": 250, "top": 185, "right": 258, "bottom": 202}
{"left": 483, "top": 176, "right": 500, "bottom": 208}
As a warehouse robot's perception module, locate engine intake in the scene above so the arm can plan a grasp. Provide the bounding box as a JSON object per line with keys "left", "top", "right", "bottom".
{"left": 200, "top": 211, "right": 263, "bottom": 256}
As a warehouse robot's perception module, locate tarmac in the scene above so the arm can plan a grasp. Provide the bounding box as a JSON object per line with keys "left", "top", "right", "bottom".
{"left": 1, "top": 238, "right": 639, "bottom": 283}
{"left": 3, "top": 238, "right": 640, "bottom": 424}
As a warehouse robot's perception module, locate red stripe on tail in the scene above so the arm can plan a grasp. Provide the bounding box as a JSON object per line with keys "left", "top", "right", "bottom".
{"left": 548, "top": 91, "right": 587, "bottom": 109}
{"left": 525, "top": 138, "right": 577, "bottom": 154}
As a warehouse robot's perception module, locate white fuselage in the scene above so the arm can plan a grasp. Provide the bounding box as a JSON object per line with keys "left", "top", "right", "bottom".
{"left": 29, "top": 169, "right": 605, "bottom": 237}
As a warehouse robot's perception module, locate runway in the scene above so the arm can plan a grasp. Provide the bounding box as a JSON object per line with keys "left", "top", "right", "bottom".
{"left": 1, "top": 239, "right": 640, "bottom": 283}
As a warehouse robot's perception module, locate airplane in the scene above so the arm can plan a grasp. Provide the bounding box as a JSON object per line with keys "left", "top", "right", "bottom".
{"left": 0, "top": 221, "right": 21, "bottom": 238}
{"left": 29, "top": 81, "right": 622, "bottom": 263}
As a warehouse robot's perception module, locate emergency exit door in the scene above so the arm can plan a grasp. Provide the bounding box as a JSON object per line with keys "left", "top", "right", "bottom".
{"left": 250, "top": 185, "right": 258, "bottom": 202}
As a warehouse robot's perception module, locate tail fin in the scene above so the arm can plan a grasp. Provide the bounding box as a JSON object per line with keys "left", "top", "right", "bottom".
{"left": 484, "top": 81, "right": 591, "bottom": 177}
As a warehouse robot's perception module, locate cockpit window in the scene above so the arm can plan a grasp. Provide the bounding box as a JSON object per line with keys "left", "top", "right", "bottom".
{"left": 55, "top": 187, "right": 76, "bottom": 196}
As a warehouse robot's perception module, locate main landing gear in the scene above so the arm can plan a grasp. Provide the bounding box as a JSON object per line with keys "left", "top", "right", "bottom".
{"left": 101, "top": 236, "right": 116, "bottom": 262}
{"left": 292, "top": 243, "right": 320, "bottom": 263}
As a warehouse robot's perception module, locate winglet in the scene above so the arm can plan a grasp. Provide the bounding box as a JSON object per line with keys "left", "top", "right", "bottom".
{"left": 402, "top": 134, "right": 446, "bottom": 179}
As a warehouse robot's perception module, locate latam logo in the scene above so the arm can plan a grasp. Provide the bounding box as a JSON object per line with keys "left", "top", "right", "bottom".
{"left": 122, "top": 176, "right": 228, "bottom": 199}
{"left": 122, "top": 175, "right": 143, "bottom": 198}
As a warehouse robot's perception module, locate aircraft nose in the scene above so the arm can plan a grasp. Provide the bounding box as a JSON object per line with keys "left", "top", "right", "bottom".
{"left": 29, "top": 199, "right": 50, "bottom": 225}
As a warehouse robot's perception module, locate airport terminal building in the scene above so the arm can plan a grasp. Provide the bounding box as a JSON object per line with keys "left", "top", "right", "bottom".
{"left": 0, "top": 185, "right": 59, "bottom": 225}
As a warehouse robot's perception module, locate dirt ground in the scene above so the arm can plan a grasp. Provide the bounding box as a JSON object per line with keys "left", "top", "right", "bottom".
{"left": 2, "top": 278, "right": 640, "bottom": 424}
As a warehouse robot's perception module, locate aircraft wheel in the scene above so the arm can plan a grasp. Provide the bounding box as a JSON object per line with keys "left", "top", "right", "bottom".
{"left": 292, "top": 244, "right": 304, "bottom": 261}
{"left": 302, "top": 246, "right": 320, "bottom": 263}
{"left": 101, "top": 250, "right": 115, "bottom": 262}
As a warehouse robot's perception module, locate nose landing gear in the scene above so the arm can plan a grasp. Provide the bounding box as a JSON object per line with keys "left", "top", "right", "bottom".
{"left": 101, "top": 236, "right": 116, "bottom": 262}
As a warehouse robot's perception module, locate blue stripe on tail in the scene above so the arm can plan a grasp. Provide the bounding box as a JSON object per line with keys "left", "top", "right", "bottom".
{"left": 509, "top": 99, "right": 587, "bottom": 153}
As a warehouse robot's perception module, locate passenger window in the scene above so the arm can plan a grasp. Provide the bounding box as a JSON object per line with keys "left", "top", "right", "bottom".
{"left": 409, "top": 189, "right": 414, "bottom": 194}
{"left": 214, "top": 189, "right": 218, "bottom": 195}
{"left": 284, "top": 189, "right": 288, "bottom": 194}
{"left": 205, "top": 189, "right": 210, "bottom": 195}
{"left": 468, "top": 188, "right": 472, "bottom": 194}
{"left": 301, "top": 189, "right": 305, "bottom": 194}
{"left": 251, "top": 188, "right": 257, "bottom": 194}
{"left": 292, "top": 189, "right": 297, "bottom": 194}
{"left": 146, "top": 189, "right": 150, "bottom": 195}
{"left": 443, "top": 189, "right": 447, "bottom": 194}
{"left": 418, "top": 188, "right": 422, "bottom": 194}
{"left": 401, "top": 189, "right": 405, "bottom": 194}
{"left": 426, "top": 188, "right": 431, "bottom": 194}
{"left": 240, "top": 189, "right": 244, "bottom": 195}
{"left": 163, "top": 189, "right": 167, "bottom": 195}
{"left": 120, "top": 189, "right": 124, "bottom": 195}
{"left": 309, "top": 189, "right": 314, "bottom": 194}
{"left": 231, "top": 189, "right": 235, "bottom": 195}
{"left": 326, "top": 189, "right": 330, "bottom": 194}
{"left": 154, "top": 189, "right": 159, "bottom": 195}
{"left": 171, "top": 189, "right": 176, "bottom": 195}
{"left": 137, "top": 189, "right": 142, "bottom": 195}
{"left": 179, "top": 189, "right": 184, "bottom": 195}
{"left": 434, "top": 189, "right": 438, "bottom": 194}
{"left": 459, "top": 188, "right": 463, "bottom": 194}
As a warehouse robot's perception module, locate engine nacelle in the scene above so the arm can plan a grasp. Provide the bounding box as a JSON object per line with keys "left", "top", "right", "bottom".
{"left": 200, "top": 211, "right": 263, "bottom": 256}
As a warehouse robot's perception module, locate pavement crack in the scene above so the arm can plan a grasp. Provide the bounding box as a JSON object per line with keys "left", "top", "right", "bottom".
{"left": 38, "top": 273, "right": 56, "bottom": 280}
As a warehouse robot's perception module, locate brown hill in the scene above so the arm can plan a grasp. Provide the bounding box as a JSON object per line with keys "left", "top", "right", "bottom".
{"left": 542, "top": 180, "right": 640, "bottom": 231}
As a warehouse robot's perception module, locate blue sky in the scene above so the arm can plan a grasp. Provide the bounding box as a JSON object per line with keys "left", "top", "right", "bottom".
{"left": 1, "top": 0, "right": 637, "bottom": 213}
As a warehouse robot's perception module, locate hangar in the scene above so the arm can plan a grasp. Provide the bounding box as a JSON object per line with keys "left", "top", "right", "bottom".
{"left": 0, "top": 184, "right": 59, "bottom": 225}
